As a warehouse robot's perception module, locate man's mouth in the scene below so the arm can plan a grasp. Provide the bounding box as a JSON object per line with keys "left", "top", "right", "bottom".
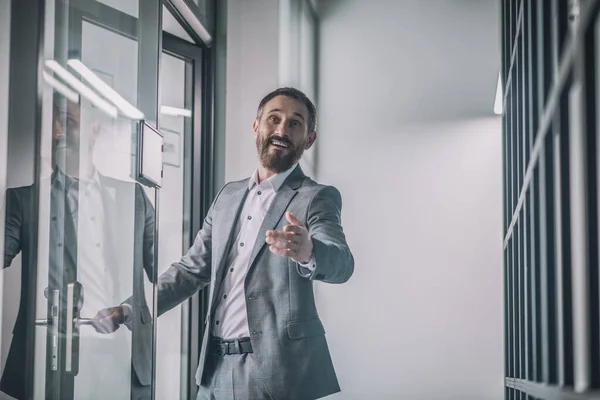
{"left": 269, "top": 139, "right": 290, "bottom": 149}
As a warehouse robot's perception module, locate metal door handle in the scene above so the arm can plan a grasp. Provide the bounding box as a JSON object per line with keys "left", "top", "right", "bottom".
{"left": 73, "top": 317, "right": 95, "bottom": 328}
{"left": 35, "top": 317, "right": 95, "bottom": 327}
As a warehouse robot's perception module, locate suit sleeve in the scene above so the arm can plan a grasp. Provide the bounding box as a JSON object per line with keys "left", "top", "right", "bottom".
{"left": 298, "top": 185, "right": 354, "bottom": 284}
{"left": 156, "top": 184, "right": 226, "bottom": 316}
{"left": 4, "top": 188, "right": 22, "bottom": 268}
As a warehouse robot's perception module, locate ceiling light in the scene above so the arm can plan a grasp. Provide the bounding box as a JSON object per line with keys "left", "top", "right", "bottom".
{"left": 161, "top": 105, "right": 192, "bottom": 117}
{"left": 42, "top": 70, "right": 80, "bottom": 103}
{"left": 67, "top": 59, "right": 144, "bottom": 120}
{"left": 44, "top": 60, "right": 118, "bottom": 118}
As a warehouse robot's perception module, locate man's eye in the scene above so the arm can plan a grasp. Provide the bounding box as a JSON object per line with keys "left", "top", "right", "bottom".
{"left": 268, "top": 115, "right": 278, "bottom": 123}
{"left": 290, "top": 120, "right": 301, "bottom": 127}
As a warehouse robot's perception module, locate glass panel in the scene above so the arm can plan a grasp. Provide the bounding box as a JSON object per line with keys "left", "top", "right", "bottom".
{"left": 30, "top": 0, "right": 159, "bottom": 398}
{"left": 155, "top": 52, "right": 189, "bottom": 399}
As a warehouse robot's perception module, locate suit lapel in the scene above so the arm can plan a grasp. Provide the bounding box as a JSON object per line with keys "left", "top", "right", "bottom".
{"left": 212, "top": 184, "right": 249, "bottom": 284}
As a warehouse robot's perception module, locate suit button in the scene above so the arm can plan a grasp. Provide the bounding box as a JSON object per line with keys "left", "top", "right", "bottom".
{"left": 52, "top": 216, "right": 57, "bottom": 221}
{"left": 223, "top": 295, "right": 227, "bottom": 299}
{"left": 257, "top": 191, "right": 262, "bottom": 195}
{"left": 216, "top": 321, "right": 220, "bottom": 325}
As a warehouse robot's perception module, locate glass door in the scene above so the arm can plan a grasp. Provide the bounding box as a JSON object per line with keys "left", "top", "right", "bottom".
{"left": 31, "top": 0, "right": 160, "bottom": 399}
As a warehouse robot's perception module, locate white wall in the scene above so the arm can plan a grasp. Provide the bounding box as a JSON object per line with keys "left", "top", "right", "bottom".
{"left": 224, "top": 0, "right": 318, "bottom": 182}
{"left": 224, "top": 0, "right": 280, "bottom": 181}
{"left": 316, "top": 1, "right": 503, "bottom": 399}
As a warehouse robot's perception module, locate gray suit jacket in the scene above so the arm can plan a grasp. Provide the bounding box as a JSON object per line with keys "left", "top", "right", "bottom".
{"left": 157, "top": 165, "right": 354, "bottom": 400}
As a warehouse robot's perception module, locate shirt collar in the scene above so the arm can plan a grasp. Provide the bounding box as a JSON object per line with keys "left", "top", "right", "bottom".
{"left": 53, "top": 167, "right": 101, "bottom": 190}
{"left": 248, "top": 163, "right": 298, "bottom": 192}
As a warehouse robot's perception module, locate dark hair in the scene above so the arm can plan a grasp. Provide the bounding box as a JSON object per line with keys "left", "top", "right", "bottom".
{"left": 256, "top": 87, "right": 317, "bottom": 133}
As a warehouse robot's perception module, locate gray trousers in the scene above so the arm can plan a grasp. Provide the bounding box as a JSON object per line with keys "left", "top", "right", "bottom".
{"left": 197, "top": 353, "right": 272, "bottom": 400}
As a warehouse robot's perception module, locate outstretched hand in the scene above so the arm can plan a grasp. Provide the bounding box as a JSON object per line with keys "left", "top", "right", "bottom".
{"left": 266, "top": 211, "right": 313, "bottom": 263}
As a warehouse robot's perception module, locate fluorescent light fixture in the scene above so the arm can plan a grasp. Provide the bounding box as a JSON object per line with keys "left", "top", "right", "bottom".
{"left": 161, "top": 105, "right": 192, "bottom": 117}
{"left": 67, "top": 59, "right": 145, "bottom": 120}
{"left": 44, "top": 60, "right": 118, "bottom": 118}
{"left": 42, "top": 70, "right": 80, "bottom": 103}
{"left": 494, "top": 71, "right": 503, "bottom": 115}
{"left": 170, "top": 0, "right": 212, "bottom": 46}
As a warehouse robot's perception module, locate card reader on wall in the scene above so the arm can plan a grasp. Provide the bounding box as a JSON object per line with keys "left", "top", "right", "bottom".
{"left": 135, "top": 120, "right": 163, "bottom": 189}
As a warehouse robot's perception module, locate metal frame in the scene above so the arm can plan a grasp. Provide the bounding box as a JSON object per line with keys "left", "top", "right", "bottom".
{"left": 502, "top": 0, "right": 600, "bottom": 398}
{"left": 162, "top": 30, "right": 214, "bottom": 400}
{"left": 5, "top": 0, "right": 216, "bottom": 398}
{"left": 7, "top": 0, "right": 46, "bottom": 398}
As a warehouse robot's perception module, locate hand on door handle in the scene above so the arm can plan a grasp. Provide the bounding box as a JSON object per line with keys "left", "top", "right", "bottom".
{"left": 90, "top": 306, "right": 126, "bottom": 334}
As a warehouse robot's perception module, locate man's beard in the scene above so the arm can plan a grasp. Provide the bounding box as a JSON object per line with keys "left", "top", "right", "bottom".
{"left": 256, "top": 134, "right": 305, "bottom": 173}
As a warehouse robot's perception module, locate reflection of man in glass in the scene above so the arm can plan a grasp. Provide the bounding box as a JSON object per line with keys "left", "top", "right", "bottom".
{"left": 2, "top": 94, "right": 154, "bottom": 399}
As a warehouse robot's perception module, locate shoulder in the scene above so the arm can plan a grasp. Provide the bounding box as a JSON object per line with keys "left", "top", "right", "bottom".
{"left": 6, "top": 184, "right": 34, "bottom": 203}
{"left": 299, "top": 178, "right": 342, "bottom": 200}
{"left": 214, "top": 178, "right": 249, "bottom": 201}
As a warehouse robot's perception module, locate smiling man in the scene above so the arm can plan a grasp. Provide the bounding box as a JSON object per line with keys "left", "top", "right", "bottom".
{"left": 96, "top": 87, "right": 354, "bottom": 400}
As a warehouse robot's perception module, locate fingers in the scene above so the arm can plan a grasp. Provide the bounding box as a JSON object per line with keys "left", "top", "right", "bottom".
{"left": 91, "top": 308, "right": 123, "bottom": 334}
{"left": 283, "top": 224, "right": 303, "bottom": 234}
{"left": 285, "top": 211, "right": 302, "bottom": 226}
{"left": 266, "top": 230, "right": 303, "bottom": 248}
{"left": 268, "top": 244, "right": 302, "bottom": 259}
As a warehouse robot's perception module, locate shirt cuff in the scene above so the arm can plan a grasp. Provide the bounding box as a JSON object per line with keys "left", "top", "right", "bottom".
{"left": 298, "top": 254, "right": 315, "bottom": 269}
{"left": 297, "top": 254, "right": 316, "bottom": 276}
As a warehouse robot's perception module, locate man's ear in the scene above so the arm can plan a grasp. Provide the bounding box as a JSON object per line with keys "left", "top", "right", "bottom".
{"left": 252, "top": 119, "right": 259, "bottom": 138}
{"left": 305, "top": 131, "right": 317, "bottom": 150}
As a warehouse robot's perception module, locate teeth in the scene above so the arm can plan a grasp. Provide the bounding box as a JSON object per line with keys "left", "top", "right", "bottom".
{"left": 271, "top": 140, "right": 288, "bottom": 148}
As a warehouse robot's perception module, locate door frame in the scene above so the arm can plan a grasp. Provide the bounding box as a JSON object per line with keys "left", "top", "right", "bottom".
{"left": 6, "top": 0, "right": 216, "bottom": 398}
{"left": 161, "top": 30, "right": 213, "bottom": 400}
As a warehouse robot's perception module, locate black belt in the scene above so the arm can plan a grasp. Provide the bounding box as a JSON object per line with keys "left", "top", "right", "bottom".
{"left": 211, "top": 337, "right": 253, "bottom": 355}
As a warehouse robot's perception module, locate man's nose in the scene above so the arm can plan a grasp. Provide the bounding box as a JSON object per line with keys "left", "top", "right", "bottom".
{"left": 273, "top": 122, "right": 289, "bottom": 137}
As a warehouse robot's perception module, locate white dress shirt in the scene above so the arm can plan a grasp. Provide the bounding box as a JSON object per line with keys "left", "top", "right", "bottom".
{"left": 212, "top": 163, "right": 313, "bottom": 339}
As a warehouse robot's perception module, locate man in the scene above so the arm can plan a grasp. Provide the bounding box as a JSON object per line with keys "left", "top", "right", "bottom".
{"left": 99, "top": 87, "right": 354, "bottom": 400}
{"left": 2, "top": 96, "right": 154, "bottom": 399}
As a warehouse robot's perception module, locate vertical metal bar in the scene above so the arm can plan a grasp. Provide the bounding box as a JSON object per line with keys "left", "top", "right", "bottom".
{"left": 510, "top": 238, "right": 515, "bottom": 379}
{"left": 522, "top": 7, "right": 529, "bottom": 177}
{"left": 137, "top": 2, "right": 162, "bottom": 399}
{"left": 516, "top": 49, "right": 521, "bottom": 204}
{"left": 550, "top": 0, "right": 559, "bottom": 77}
{"left": 540, "top": 134, "right": 558, "bottom": 384}
{"left": 553, "top": 126, "right": 565, "bottom": 386}
{"left": 570, "top": 78, "right": 590, "bottom": 393}
{"left": 533, "top": 164, "right": 543, "bottom": 383}
{"left": 540, "top": 0, "right": 553, "bottom": 109}
{"left": 7, "top": 0, "right": 45, "bottom": 398}
{"left": 520, "top": 208, "right": 526, "bottom": 379}
{"left": 559, "top": 91, "right": 575, "bottom": 387}
{"left": 588, "top": 14, "right": 600, "bottom": 390}
{"left": 516, "top": 220, "right": 521, "bottom": 379}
